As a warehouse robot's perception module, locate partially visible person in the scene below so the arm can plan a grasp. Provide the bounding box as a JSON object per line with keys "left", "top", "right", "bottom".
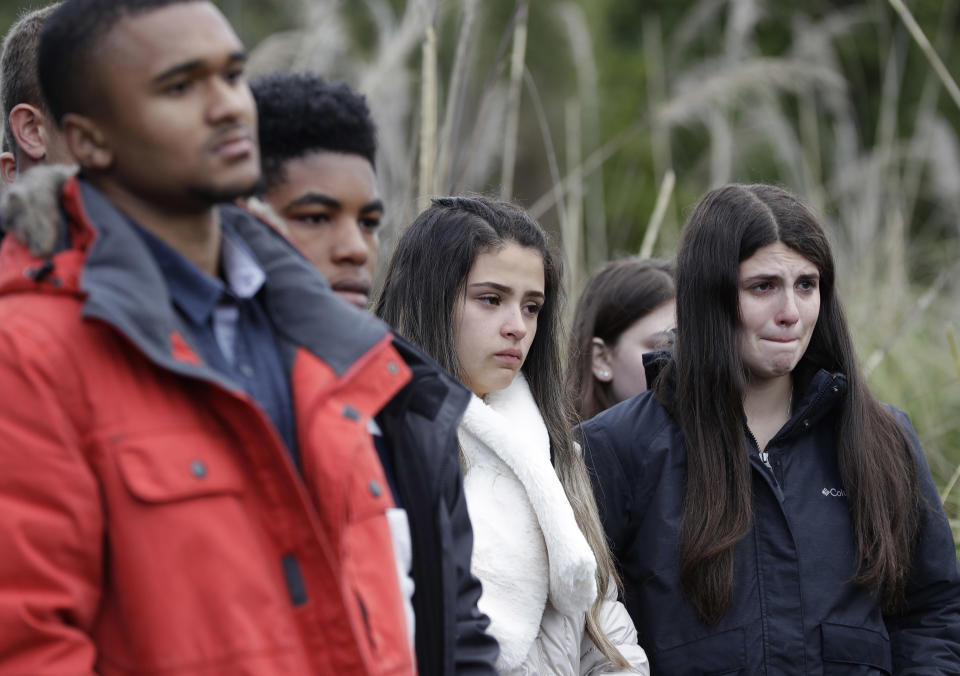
{"left": 0, "top": 3, "right": 71, "bottom": 185}
{"left": 567, "top": 258, "right": 675, "bottom": 421}
{"left": 0, "top": 0, "right": 423, "bottom": 672}
{"left": 250, "top": 70, "right": 499, "bottom": 676}
{"left": 376, "top": 196, "right": 649, "bottom": 676}
{"left": 251, "top": 71, "right": 380, "bottom": 308}
{"left": 579, "top": 184, "right": 960, "bottom": 673}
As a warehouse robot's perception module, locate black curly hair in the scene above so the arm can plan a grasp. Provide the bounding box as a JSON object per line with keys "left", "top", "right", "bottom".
{"left": 251, "top": 71, "right": 377, "bottom": 190}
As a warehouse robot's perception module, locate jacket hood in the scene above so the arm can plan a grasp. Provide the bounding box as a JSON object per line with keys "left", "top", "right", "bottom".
{"left": 642, "top": 349, "right": 672, "bottom": 390}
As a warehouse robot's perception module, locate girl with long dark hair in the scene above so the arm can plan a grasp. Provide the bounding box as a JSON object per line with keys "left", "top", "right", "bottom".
{"left": 567, "top": 258, "right": 675, "bottom": 422}
{"left": 377, "top": 196, "right": 649, "bottom": 675}
{"left": 579, "top": 184, "right": 960, "bottom": 674}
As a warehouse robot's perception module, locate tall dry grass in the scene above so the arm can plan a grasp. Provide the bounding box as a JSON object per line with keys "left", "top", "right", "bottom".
{"left": 244, "top": 0, "right": 960, "bottom": 546}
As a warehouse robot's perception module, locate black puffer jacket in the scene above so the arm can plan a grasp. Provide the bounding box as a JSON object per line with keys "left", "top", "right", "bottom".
{"left": 579, "top": 367, "right": 960, "bottom": 675}
{"left": 377, "top": 338, "right": 500, "bottom": 676}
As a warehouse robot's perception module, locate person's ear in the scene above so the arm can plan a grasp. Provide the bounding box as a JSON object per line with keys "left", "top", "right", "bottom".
{"left": 591, "top": 337, "right": 614, "bottom": 382}
{"left": 62, "top": 112, "right": 112, "bottom": 170}
{"left": 8, "top": 103, "right": 49, "bottom": 161}
{"left": 0, "top": 151, "right": 17, "bottom": 185}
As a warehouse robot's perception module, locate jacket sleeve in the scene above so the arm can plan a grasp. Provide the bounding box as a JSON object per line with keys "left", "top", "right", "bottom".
{"left": 884, "top": 409, "right": 960, "bottom": 674}
{"left": 0, "top": 325, "right": 103, "bottom": 674}
{"left": 579, "top": 585, "right": 650, "bottom": 675}
{"left": 444, "top": 454, "right": 500, "bottom": 674}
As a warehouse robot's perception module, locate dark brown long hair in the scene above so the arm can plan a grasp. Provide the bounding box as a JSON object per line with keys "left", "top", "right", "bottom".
{"left": 376, "top": 196, "right": 628, "bottom": 666}
{"left": 659, "top": 184, "right": 919, "bottom": 624}
{"left": 566, "top": 258, "right": 675, "bottom": 421}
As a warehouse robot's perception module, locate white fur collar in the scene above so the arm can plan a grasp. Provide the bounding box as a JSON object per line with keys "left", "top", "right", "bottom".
{"left": 459, "top": 372, "right": 597, "bottom": 669}
{"left": 0, "top": 164, "right": 75, "bottom": 257}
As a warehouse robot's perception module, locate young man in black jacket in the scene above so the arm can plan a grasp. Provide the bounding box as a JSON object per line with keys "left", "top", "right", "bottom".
{"left": 250, "top": 71, "right": 499, "bottom": 675}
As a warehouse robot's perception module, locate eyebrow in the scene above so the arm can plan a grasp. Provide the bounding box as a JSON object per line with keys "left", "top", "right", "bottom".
{"left": 152, "top": 51, "right": 247, "bottom": 84}
{"left": 284, "top": 192, "right": 384, "bottom": 214}
{"left": 741, "top": 272, "right": 820, "bottom": 283}
{"left": 468, "top": 281, "right": 545, "bottom": 300}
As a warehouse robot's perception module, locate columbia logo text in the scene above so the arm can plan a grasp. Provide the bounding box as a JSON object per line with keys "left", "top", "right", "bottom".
{"left": 821, "top": 488, "right": 847, "bottom": 498}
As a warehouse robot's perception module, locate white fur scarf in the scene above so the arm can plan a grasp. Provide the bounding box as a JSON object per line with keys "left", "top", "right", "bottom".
{"left": 458, "top": 372, "right": 597, "bottom": 670}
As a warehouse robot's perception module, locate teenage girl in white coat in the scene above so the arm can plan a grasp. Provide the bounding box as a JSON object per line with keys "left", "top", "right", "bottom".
{"left": 376, "top": 196, "right": 649, "bottom": 675}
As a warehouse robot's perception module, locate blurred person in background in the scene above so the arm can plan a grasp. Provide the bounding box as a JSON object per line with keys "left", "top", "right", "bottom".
{"left": 376, "top": 195, "right": 649, "bottom": 675}
{"left": 579, "top": 184, "right": 960, "bottom": 674}
{"left": 250, "top": 70, "right": 499, "bottom": 676}
{"left": 566, "top": 258, "right": 675, "bottom": 422}
{"left": 0, "top": 3, "right": 70, "bottom": 186}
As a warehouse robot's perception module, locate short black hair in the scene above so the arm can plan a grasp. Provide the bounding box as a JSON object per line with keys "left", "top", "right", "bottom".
{"left": 37, "top": 0, "right": 201, "bottom": 124}
{"left": 251, "top": 71, "right": 377, "bottom": 190}
{"left": 1, "top": 3, "right": 61, "bottom": 154}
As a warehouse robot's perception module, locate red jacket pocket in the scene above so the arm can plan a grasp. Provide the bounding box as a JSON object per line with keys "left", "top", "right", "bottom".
{"left": 116, "top": 443, "right": 244, "bottom": 503}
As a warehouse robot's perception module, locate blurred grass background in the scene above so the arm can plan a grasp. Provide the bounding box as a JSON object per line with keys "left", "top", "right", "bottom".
{"left": 3, "top": 0, "right": 958, "bottom": 545}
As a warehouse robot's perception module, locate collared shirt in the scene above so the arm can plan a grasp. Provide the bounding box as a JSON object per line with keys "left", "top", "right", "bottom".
{"left": 131, "top": 219, "right": 299, "bottom": 468}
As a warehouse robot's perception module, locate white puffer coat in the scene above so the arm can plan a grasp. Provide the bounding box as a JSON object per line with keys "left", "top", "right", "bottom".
{"left": 458, "top": 373, "right": 649, "bottom": 675}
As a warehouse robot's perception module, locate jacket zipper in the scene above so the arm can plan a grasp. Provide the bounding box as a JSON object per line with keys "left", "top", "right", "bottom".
{"left": 745, "top": 427, "right": 772, "bottom": 469}
{"left": 745, "top": 426, "right": 786, "bottom": 506}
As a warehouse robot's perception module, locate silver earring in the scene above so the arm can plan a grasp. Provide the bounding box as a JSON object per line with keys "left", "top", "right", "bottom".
{"left": 601, "top": 370, "right": 611, "bottom": 379}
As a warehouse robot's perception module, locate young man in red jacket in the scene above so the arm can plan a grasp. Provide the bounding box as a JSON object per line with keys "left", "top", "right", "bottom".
{"left": 0, "top": 0, "right": 488, "bottom": 673}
